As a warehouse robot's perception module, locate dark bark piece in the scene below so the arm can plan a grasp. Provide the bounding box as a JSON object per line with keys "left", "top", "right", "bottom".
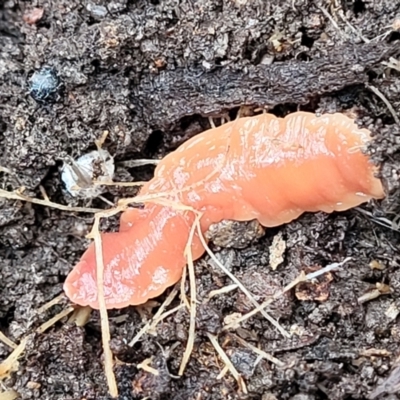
{"left": 132, "top": 42, "right": 400, "bottom": 130}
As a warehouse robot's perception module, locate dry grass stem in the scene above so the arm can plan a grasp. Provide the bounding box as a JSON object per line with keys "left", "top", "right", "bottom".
{"left": 93, "top": 180, "right": 146, "bottom": 187}
{"left": 230, "top": 334, "right": 284, "bottom": 367}
{"left": 117, "top": 159, "right": 160, "bottom": 167}
{"left": 207, "top": 333, "right": 247, "bottom": 394}
{"left": 318, "top": 6, "right": 347, "bottom": 39}
{"left": 149, "top": 305, "right": 185, "bottom": 332}
{"left": 0, "top": 188, "right": 102, "bottom": 213}
{"left": 0, "top": 390, "right": 19, "bottom": 400}
{"left": 0, "top": 333, "right": 17, "bottom": 350}
{"left": 180, "top": 266, "right": 190, "bottom": 310}
{"left": 366, "top": 83, "right": 400, "bottom": 125}
{"left": 196, "top": 221, "right": 289, "bottom": 338}
{"left": 0, "top": 338, "right": 27, "bottom": 379}
{"left": 36, "top": 294, "right": 66, "bottom": 313}
{"left": 129, "top": 286, "right": 180, "bottom": 347}
{"left": 68, "top": 306, "right": 92, "bottom": 327}
{"left": 382, "top": 57, "right": 400, "bottom": 72}
{"left": 356, "top": 207, "right": 400, "bottom": 232}
{"left": 223, "top": 258, "right": 351, "bottom": 331}
{"left": 217, "top": 365, "right": 229, "bottom": 379}
{"left": 137, "top": 357, "right": 160, "bottom": 376}
{"left": 36, "top": 306, "right": 75, "bottom": 334}
{"left": 207, "top": 284, "right": 239, "bottom": 300}
{"left": 337, "top": 9, "right": 370, "bottom": 43}
{"left": 178, "top": 212, "right": 202, "bottom": 376}
{"left": 87, "top": 215, "right": 118, "bottom": 398}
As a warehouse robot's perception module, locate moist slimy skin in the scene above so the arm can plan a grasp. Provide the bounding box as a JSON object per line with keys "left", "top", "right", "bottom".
{"left": 64, "top": 112, "right": 385, "bottom": 309}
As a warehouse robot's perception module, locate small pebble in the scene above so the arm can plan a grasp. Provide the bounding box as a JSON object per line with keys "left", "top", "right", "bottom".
{"left": 29, "top": 66, "right": 61, "bottom": 103}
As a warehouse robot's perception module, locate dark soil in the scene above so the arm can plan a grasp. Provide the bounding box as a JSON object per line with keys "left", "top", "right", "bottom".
{"left": 1, "top": 0, "right": 400, "bottom": 399}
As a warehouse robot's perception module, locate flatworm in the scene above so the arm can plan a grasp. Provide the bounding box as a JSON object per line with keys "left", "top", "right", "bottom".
{"left": 64, "top": 112, "right": 385, "bottom": 309}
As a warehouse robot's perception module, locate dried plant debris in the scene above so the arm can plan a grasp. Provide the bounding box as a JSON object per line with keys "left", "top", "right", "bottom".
{"left": 61, "top": 149, "right": 115, "bottom": 199}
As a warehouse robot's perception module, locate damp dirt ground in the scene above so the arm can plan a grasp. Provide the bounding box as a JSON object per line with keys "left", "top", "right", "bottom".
{"left": 1, "top": 1, "right": 400, "bottom": 399}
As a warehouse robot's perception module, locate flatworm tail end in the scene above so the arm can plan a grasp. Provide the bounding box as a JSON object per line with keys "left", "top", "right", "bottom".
{"left": 64, "top": 205, "right": 205, "bottom": 309}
